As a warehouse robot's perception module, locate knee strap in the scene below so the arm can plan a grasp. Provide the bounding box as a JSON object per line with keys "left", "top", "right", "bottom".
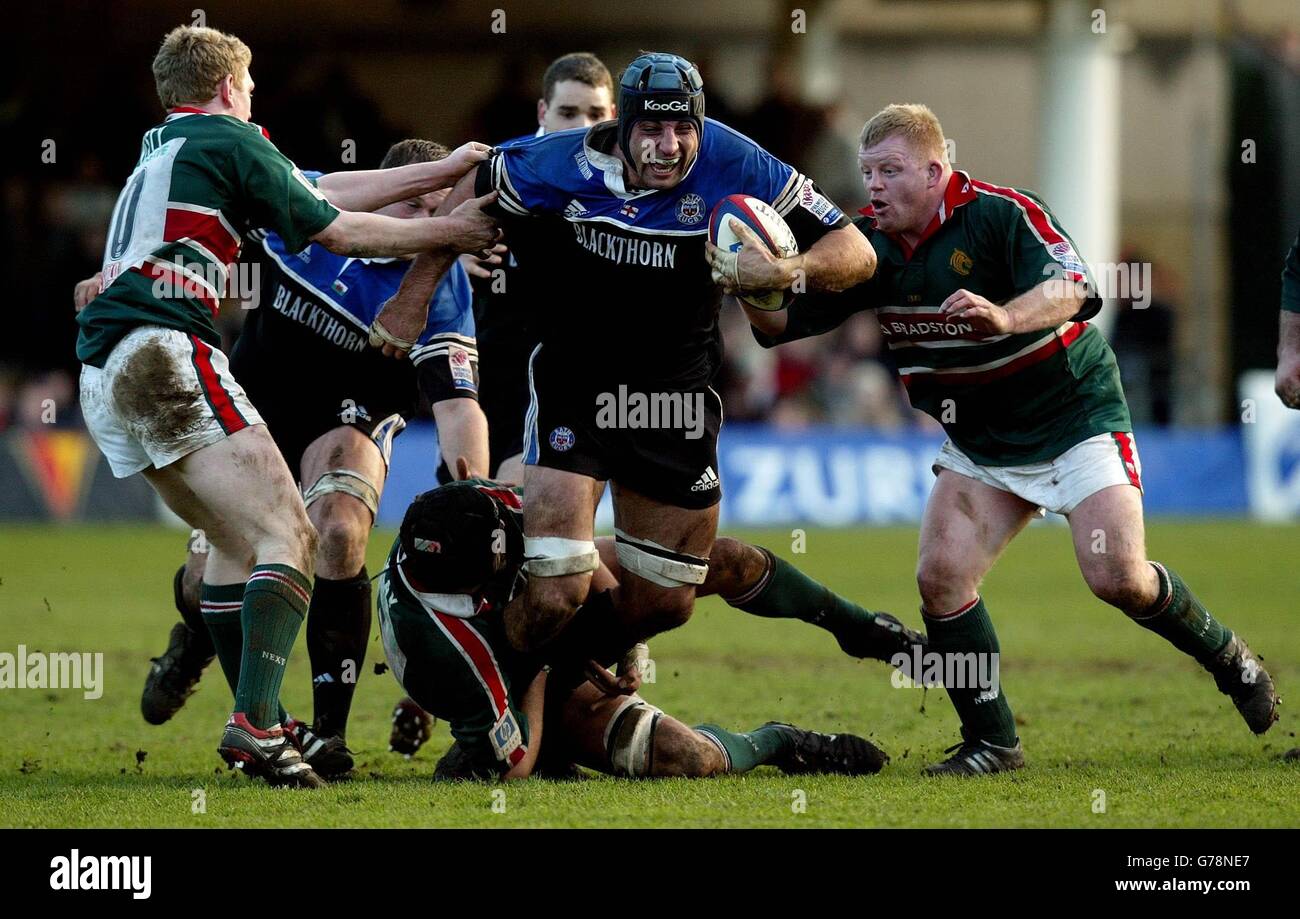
{"left": 522, "top": 536, "right": 600, "bottom": 578}
{"left": 302, "top": 468, "right": 381, "bottom": 517}
{"left": 614, "top": 529, "right": 708, "bottom": 588}
{"left": 604, "top": 696, "right": 663, "bottom": 778}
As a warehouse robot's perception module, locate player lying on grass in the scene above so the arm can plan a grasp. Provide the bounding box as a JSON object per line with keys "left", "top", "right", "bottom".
{"left": 740, "top": 103, "right": 1280, "bottom": 776}
{"left": 377, "top": 480, "right": 893, "bottom": 779}
{"left": 77, "top": 139, "right": 492, "bottom": 781}
{"left": 74, "top": 25, "right": 499, "bottom": 788}
{"left": 370, "top": 53, "right": 876, "bottom": 679}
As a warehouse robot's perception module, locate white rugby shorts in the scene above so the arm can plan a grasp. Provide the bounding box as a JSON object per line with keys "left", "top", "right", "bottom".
{"left": 80, "top": 325, "right": 263, "bottom": 478}
{"left": 932, "top": 431, "right": 1143, "bottom": 516}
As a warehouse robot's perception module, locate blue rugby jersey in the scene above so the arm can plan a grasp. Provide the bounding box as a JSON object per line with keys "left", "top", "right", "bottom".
{"left": 230, "top": 171, "right": 478, "bottom": 421}
{"left": 476, "top": 118, "right": 850, "bottom": 389}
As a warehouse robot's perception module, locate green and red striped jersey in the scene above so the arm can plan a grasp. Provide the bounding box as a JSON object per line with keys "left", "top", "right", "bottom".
{"left": 755, "top": 171, "right": 1131, "bottom": 466}
{"left": 76, "top": 108, "right": 339, "bottom": 367}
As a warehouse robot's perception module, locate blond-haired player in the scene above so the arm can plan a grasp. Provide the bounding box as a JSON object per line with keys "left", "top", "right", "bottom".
{"left": 76, "top": 25, "right": 499, "bottom": 786}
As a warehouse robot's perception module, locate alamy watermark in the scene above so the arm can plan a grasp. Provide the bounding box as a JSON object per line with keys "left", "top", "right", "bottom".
{"left": 0, "top": 645, "right": 103, "bottom": 699}
{"left": 149, "top": 255, "right": 263, "bottom": 309}
{"left": 49, "top": 850, "right": 150, "bottom": 899}
{"left": 595, "top": 385, "right": 705, "bottom": 439}
{"left": 1042, "top": 260, "right": 1153, "bottom": 308}
{"left": 890, "top": 646, "right": 1000, "bottom": 699}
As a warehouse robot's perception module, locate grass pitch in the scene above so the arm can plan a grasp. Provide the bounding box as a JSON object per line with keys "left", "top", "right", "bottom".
{"left": 0, "top": 520, "right": 1296, "bottom": 828}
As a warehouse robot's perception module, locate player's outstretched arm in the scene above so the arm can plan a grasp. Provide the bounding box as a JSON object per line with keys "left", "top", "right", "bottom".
{"left": 431, "top": 399, "right": 490, "bottom": 479}
{"left": 1277, "top": 311, "right": 1300, "bottom": 409}
{"left": 940, "top": 278, "right": 1088, "bottom": 336}
{"left": 314, "top": 142, "right": 491, "bottom": 212}
{"left": 708, "top": 220, "right": 876, "bottom": 299}
{"left": 311, "top": 190, "right": 499, "bottom": 259}
{"left": 793, "top": 222, "right": 878, "bottom": 293}
{"left": 369, "top": 252, "right": 457, "bottom": 356}
{"left": 368, "top": 171, "right": 495, "bottom": 357}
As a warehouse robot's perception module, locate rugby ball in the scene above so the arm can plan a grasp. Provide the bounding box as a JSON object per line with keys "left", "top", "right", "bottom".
{"left": 709, "top": 194, "right": 799, "bottom": 311}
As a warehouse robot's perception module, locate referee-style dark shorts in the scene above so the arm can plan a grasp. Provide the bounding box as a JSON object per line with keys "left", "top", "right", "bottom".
{"left": 521, "top": 345, "right": 723, "bottom": 510}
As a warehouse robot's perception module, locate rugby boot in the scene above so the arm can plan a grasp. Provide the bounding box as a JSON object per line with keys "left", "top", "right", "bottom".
{"left": 284, "top": 718, "right": 355, "bottom": 780}
{"left": 923, "top": 731, "right": 1025, "bottom": 777}
{"left": 218, "top": 713, "right": 324, "bottom": 788}
{"left": 432, "top": 739, "right": 500, "bottom": 781}
{"left": 832, "top": 611, "right": 928, "bottom": 664}
{"left": 1205, "top": 635, "right": 1279, "bottom": 735}
{"left": 141, "top": 621, "right": 214, "bottom": 725}
{"left": 765, "top": 722, "right": 890, "bottom": 776}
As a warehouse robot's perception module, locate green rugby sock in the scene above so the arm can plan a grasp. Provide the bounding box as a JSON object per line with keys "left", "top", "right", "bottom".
{"left": 202, "top": 582, "right": 289, "bottom": 723}
{"left": 694, "top": 723, "right": 794, "bottom": 774}
{"left": 235, "top": 565, "right": 311, "bottom": 729}
{"left": 1131, "top": 563, "right": 1231, "bottom": 664}
{"left": 200, "top": 583, "right": 248, "bottom": 698}
{"left": 922, "top": 597, "right": 1017, "bottom": 748}
{"left": 174, "top": 565, "right": 214, "bottom": 658}
{"left": 727, "top": 548, "right": 879, "bottom": 637}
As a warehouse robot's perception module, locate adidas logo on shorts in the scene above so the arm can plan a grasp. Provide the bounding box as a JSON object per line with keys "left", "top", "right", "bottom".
{"left": 691, "top": 466, "right": 720, "bottom": 492}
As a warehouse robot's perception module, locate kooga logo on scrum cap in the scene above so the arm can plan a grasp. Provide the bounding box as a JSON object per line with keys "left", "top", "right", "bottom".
{"left": 644, "top": 100, "right": 689, "bottom": 112}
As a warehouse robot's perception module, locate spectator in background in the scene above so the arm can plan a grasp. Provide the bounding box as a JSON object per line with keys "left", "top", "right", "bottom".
{"left": 742, "top": 57, "right": 827, "bottom": 169}
{"left": 816, "top": 313, "right": 911, "bottom": 428}
{"left": 471, "top": 55, "right": 550, "bottom": 144}
{"left": 1111, "top": 251, "right": 1176, "bottom": 425}
{"left": 259, "top": 62, "right": 405, "bottom": 171}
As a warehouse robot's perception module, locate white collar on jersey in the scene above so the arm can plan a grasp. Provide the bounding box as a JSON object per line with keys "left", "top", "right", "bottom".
{"left": 582, "top": 120, "right": 700, "bottom": 201}
{"left": 395, "top": 559, "right": 480, "bottom": 618}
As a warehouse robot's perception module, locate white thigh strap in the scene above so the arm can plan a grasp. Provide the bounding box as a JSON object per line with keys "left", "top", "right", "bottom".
{"left": 604, "top": 697, "right": 663, "bottom": 778}
{"left": 614, "top": 529, "right": 708, "bottom": 588}
{"left": 522, "top": 536, "right": 600, "bottom": 578}
{"left": 302, "top": 468, "right": 381, "bottom": 517}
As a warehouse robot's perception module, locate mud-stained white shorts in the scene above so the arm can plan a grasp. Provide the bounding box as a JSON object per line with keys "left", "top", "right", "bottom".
{"left": 932, "top": 431, "right": 1143, "bottom": 516}
{"left": 80, "top": 326, "right": 263, "bottom": 478}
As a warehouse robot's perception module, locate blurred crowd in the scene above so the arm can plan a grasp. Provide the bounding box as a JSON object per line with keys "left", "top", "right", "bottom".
{"left": 0, "top": 57, "right": 1176, "bottom": 435}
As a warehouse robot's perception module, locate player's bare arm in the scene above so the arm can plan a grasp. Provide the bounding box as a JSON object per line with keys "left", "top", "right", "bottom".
{"left": 312, "top": 192, "right": 499, "bottom": 259}
{"left": 368, "top": 252, "right": 457, "bottom": 356}
{"left": 370, "top": 171, "right": 497, "bottom": 356}
{"left": 431, "top": 398, "right": 490, "bottom": 479}
{"left": 501, "top": 670, "right": 547, "bottom": 780}
{"left": 1277, "top": 310, "right": 1300, "bottom": 408}
{"left": 940, "top": 279, "right": 1089, "bottom": 336}
{"left": 314, "top": 142, "right": 491, "bottom": 212}
{"left": 706, "top": 219, "right": 876, "bottom": 296}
